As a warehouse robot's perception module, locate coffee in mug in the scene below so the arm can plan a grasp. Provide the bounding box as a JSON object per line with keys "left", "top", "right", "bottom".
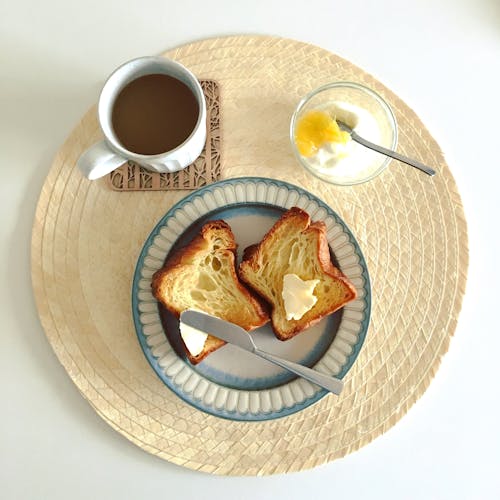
{"left": 77, "top": 56, "right": 206, "bottom": 180}
{"left": 112, "top": 74, "right": 199, "bottom": 155}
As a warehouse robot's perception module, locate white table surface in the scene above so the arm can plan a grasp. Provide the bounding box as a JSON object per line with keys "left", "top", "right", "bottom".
{"left": 1, "top": 0, "right": 499, "bottom": 498}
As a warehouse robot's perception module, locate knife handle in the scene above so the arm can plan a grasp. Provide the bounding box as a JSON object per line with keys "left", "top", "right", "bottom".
{"left": 254, "top": 348, "right": 344, "bottom": 395}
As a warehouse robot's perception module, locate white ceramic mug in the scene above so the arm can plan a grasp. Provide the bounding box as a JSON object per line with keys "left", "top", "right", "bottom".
{"left": 77, "top": 56, "right": 207, "bottom": 180}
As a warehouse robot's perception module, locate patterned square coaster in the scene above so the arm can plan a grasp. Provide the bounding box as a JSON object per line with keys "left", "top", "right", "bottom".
{"left": 107, "top": 80, "right": 221, "bottom": 191}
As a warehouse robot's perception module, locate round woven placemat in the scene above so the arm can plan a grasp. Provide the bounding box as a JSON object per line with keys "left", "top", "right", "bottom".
{"left": 31, "top": 35, "right": 468, "bottom": 475}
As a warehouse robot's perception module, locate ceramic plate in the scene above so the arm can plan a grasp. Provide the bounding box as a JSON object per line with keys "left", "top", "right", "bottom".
{"left": 132, "top": 177, "right": 371, "bottom": 421}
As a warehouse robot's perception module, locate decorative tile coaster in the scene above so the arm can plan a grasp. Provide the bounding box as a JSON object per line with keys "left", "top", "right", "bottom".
{"left": 107, "top": 79, "right": 221, "bottom": 191}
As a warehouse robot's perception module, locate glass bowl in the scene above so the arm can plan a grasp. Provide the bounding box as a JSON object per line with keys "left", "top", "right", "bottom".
{"left": 290, "top": 82, "right": 398, "bottom": 186}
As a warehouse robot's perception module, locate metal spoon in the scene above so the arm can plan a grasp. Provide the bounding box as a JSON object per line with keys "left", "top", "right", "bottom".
{"left": 337, "top": 120, "right": 436, "bottom": 176}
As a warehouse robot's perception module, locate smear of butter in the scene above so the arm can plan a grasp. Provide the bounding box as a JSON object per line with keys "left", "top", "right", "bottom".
{"left": 282, "top": 273, "right": 320, "bottom": 321}
{"left": 179, "top": 322, "right": 208, "bottom": 357}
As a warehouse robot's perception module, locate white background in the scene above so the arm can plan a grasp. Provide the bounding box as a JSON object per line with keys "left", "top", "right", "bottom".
{"left": 1, "top": 0, "right": 499, "bottom": 498}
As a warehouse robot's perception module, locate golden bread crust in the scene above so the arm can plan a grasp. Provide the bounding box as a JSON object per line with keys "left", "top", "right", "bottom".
{"left": 239, "top": 207, "right": 357, "bottom": 340}
{"left": 152, "top": 220, "right": 268, "bottom": 364}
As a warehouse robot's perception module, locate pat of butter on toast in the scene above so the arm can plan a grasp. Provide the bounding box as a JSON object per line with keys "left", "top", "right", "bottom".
{"left": 239, "top": 207, "right": 357, "bottom": 340}
{"left": 152, "top": 220, "right": 269, "bottom": 364}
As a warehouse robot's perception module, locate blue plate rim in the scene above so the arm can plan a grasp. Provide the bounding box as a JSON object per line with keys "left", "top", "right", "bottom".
{"left": 132, "top": 176, "right": 371, "bottom": 421}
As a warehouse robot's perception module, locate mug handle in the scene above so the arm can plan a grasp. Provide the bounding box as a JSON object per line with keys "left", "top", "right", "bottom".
{"left": 77, "top": 140, "right": 127, "bottom": 180}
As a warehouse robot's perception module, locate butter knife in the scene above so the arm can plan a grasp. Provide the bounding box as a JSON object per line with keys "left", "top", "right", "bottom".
{"left": 180, "top": 309, "right": 344, "bottom": 395}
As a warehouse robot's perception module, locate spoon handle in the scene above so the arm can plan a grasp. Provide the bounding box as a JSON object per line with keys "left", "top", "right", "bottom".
{"left": 351, "top": 131, "right": 436, "bottom": 176}
{"left": 254, "top": 348, "right": 344, "bottom": 395}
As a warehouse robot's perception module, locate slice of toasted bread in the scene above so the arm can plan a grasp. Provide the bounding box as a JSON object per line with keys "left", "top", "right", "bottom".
{"left": 239, "top": 207, "right": 357, "bottom": 340}
{"left": 152, "top": 220, "right": 269, "bottom": 364}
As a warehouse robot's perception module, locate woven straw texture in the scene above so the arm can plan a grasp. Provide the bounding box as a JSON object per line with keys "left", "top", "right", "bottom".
{"left": 31, "top": 35, "right": 468, "bottom": 475}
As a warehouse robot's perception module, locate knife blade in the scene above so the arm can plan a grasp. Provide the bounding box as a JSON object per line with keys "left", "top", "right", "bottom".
{"left": 179, "top": 309, "right": 344, "bottom": 395}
